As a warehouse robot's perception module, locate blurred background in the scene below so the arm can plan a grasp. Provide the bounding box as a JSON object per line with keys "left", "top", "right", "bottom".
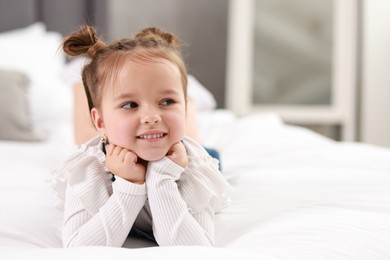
{"left": 0, "top": 0, "right": 389, "bottom": 147}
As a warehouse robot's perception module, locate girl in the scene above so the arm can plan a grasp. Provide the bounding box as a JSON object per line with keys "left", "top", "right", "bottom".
{"left": 51, "top": 25, "right": 232, "bottom": 247}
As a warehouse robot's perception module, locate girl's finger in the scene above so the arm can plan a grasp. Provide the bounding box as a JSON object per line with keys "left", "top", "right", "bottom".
{"left": 168, "top": 142, "right": 179, "bottom": 155}
{"left": 118, "top": 147, "right": 132, "bottom": 161}
{"left": 124, "top": 151, "right": 137, "bottom": 164}
{"left": 112, "top": 145, "right": 123, "bottom": 156}
{"left": 105, "top": 143, "right": 114, "bottom": 156}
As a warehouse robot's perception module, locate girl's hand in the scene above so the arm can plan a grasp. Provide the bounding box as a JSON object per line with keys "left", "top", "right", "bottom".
{"left": 105, "top": 144, "right": 146, "bottom": 184}
{"left": 167, "top": 142, "right": 188, "bottom": 168}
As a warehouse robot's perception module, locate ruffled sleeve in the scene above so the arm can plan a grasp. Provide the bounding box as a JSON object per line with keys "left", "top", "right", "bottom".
{"left": 178, "top": 137, "right": 232, "bottom": 214}
{"left": 49, "top": 136, "right": 108, "bottom": 209}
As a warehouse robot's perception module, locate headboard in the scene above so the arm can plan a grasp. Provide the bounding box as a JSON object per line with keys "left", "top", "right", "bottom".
{"left": 0, "top": 0, "right": 227, "bottom": 107}
{"left": 0, "top": 0, "right": 107, "bottom": 38}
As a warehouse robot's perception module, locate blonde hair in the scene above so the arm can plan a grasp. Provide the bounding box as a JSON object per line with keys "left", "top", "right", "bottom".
{"left": 62, "top": 25, "right": 188, "bottom": 112}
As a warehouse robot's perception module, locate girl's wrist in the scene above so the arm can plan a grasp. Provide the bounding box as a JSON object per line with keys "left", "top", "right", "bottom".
{"left": 112, "top": 176, "right": 147, "bottom": 195}
{"left": 147, "top": 157, "right": 184, "bottom": 182}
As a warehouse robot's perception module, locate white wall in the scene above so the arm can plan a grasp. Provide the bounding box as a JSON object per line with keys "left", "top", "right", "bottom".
{"left": 361, "top": 0, "right": 390, "bottom": 147}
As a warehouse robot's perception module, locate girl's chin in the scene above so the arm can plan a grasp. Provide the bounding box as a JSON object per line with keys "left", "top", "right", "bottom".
{"left": 137, "top": 151, "right": 168, "bottom": 162}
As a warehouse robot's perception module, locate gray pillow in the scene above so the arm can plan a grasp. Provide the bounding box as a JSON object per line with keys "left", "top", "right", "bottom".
{"left": 0, "top": 69, "right": 40, "bottom": 141}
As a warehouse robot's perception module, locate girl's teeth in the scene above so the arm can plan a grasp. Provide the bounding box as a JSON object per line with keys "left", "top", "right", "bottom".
{"left": 141, "top": 133, "right": 163, "bottom": 139}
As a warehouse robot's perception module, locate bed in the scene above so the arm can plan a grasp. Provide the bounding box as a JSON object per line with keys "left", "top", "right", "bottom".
{"left": 1, "top": 23, "right": 390, "bottom": 260}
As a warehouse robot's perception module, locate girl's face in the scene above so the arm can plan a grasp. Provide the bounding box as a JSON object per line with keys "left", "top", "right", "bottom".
{"left": 92, "top": 57, "right": 186, "bottom": 161}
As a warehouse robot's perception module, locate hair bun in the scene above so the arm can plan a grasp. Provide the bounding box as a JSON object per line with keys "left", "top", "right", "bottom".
{"left": 63, "top": 25, "right": 107, "bottom": 57}
{"left": 135, "top": 27, "right": 180, "bottom": 50}
{"left": 87, "top": 40, "right": 106, "bottom": 57}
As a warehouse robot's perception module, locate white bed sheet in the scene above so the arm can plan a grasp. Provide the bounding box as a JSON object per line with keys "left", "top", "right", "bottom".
{"left": 1, "top": 110, "right": 390, "bottom": 259}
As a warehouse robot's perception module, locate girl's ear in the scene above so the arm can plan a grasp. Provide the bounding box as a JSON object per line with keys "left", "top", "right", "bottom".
{"left": 91, "top": 108, "right": 105, "bottom": 135}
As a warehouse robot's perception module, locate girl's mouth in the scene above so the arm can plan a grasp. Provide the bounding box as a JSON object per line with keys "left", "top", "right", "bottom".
{"left": 137, "top": 133, "right": 167, "bottom": 140}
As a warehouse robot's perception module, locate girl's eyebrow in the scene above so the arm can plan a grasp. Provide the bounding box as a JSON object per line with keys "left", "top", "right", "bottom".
{"left": 159, "top": 89, "right": 180, "bottom": 95}
{"left": 113, "top": 88, "right": 180, "bottom": 101}
{"left": 113, "top": 92, "right": 135, "bottom": 101}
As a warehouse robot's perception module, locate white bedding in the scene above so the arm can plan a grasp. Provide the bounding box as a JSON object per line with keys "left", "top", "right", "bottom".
{"left": 1, "top": 110, "right": 390, "bottom": 259}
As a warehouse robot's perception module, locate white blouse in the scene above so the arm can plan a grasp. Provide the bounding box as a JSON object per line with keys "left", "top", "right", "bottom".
{"left": 50, "top": 136, "right": 232, "bottom": 247}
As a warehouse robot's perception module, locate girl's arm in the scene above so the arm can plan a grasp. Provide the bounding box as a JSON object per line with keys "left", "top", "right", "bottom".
{"left": 146, "top": 143, "right": 215, "bottom": 246}
{"left": 62, "top": 157, "right": 147, "bottom": 247}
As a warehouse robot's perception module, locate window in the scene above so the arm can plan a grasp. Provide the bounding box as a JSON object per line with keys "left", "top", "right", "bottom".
{"left": 226, "top": 0, "right": 358, "bottom": 140}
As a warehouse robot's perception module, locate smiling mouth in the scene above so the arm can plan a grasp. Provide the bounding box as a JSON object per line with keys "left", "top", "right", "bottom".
{"left": 137, "top": 133, "right": 167, "bottom": 140}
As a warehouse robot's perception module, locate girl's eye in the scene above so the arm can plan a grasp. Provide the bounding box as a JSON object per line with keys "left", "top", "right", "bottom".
{"left": 160, "top": 98, "right": 175, "bottom": 106}
{"left": 122, "top": 102, "right": 138, "bottom": 109}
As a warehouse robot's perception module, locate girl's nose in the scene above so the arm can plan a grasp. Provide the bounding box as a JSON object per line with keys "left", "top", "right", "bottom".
{"left": 140, "top": 114, "right": 161, "bottom": 125}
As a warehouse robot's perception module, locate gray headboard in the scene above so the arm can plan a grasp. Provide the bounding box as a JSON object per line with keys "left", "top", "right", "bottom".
{"left": 0, "top": 0, "right": 107, "bottom": 38}
{"left": 0, "top": 0, "right": 227, "bottom": 107}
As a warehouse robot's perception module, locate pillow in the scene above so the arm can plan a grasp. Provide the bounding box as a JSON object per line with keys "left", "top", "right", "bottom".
{"left": 0, "top": 24, "right": 71, "bottom": 136}
{"left": 187, "top": 75, "right": 217, "bottom": 111}
{"left": 0, "top": 69, "right": 40, "bottom": 141}
{"left": 0, "top": 22, "right": 46, "bottom": 41}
